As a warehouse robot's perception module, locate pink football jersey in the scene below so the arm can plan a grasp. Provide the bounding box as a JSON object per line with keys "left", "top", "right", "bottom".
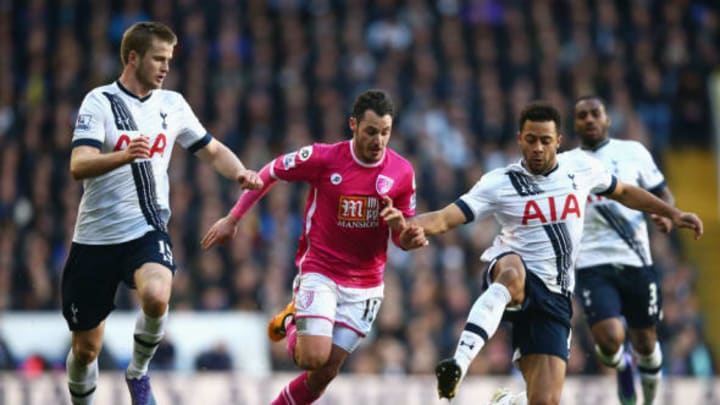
{"left": 270, "top": 141, "right": 416, "bottom": 288}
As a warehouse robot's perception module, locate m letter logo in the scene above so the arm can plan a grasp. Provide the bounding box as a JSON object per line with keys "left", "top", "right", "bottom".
{"left": 338, "top": 196, "right": 368, "bottom": 221}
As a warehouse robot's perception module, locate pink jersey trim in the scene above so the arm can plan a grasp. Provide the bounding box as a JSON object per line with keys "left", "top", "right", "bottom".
{"left": 335, "top": 321, "right": 366, "bottom": 337}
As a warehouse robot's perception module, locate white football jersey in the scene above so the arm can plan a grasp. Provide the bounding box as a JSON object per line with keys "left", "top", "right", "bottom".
{"left": 71, "top": 81, "right": 211, "bottom": 244}
{"left": 575, "top": 139, "right": 665, "bottom": 269}
{"left": 457, "top": 151, "right": 616, "bottom": 295}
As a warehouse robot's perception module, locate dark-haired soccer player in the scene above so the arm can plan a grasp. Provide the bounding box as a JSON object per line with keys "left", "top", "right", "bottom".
{"left": 202, "top": 89, "right": 425, "bottom": 405}
{"left": 62, "top": 21, "right": 262, "bottom": 405}
{"left": 573, "top": 96, "right": 674, "bottom": 405}
{"left": 393, "top": 101, "right": 702, "bottom": 405}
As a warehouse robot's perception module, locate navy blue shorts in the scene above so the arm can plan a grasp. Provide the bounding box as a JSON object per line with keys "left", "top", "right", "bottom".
{"left": 61, "top": 231, "right": 176, "bottom": 331}
{"left": 485, "top": 254, "right": 573, "bottom": 362}
{"left": 575, "top": 264, "right": 662, "bottom": 329}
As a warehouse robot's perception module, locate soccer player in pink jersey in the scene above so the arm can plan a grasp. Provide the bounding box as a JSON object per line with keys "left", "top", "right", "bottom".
{"left": 201, "top": 89, "right": 426, "bottom": 404}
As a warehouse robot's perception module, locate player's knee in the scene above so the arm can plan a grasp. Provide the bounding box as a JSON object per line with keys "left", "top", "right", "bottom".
{"left": 631, "top": 333, "right": 657, "bottom": 355}
{"left": 494, "top": 266, "right": 525, "bottom": 304}
{"left": 594, "top": 327, "right": 624, "bottom": 354}
{"left": 73, "top": 343, "right": 101, "bottom": 365}
{"left": 138, "top": 284, "right": 170, "bottom": 316}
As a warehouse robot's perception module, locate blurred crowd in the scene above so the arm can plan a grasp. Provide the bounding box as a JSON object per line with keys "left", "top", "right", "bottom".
{"left": 0, "top": 0, "right": 717, "bottom": 377}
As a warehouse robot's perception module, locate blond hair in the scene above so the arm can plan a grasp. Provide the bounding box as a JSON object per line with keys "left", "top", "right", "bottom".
{"left": 120, "top": 21, "right": 177, "bottom": 66}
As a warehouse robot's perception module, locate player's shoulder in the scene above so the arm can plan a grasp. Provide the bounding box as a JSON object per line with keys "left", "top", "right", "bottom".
{"left": 83, "top": 82, "right": 117, "bottom": 101}
{"left": 385, "top": 147, "right": 414, "bottom": 171}
{"left": 152, "top": 89, "right": 188, "bottom": 108}
{"left": 558, "top": 149, "right": 603, "bottom": 172}
{"left": 475, "top": 165, "right": 512, "bottom": 188}
{"left": 608, "top": 138, "right": 650, "bottom": 154}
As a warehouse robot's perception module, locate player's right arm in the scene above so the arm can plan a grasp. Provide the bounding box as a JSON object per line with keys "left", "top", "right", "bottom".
{"left": 69, "top": 91, "right": 151, "bottom": 180}
{"left": 201, "top": 144, "right": 324, "bottom": 250}
{"left": 408, "top": 203, "right": 467, "bottom": 236}
{"left": 70, "top": 138, "right": 150, "bottom": 180}
{"left": 406, "top": 170, "right": 497, "bottom": 238}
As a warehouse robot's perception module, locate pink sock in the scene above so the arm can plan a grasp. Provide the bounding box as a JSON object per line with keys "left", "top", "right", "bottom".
{"left": 270, "top": 372, "right": 322, "bottom": 405}
{"left": 286, "top": 322, "right": 298, "bottom": 361}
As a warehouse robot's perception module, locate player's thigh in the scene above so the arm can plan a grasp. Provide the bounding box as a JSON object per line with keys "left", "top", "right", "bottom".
{"left": 293, "top": 273, "right": 340, "bottom": 360}
{"left": 333, "top": 283, "right": 384, "bottom": 353}
{"left": 574, "top": 265, "right": 622, "bottom": 326}
{"left": 619, "top": 265, "right": 662, "bottom": 329}
{"left": 61, "top": 242, "right": 124, "bottom": 331}
{"left": 518, "top": 353, "right": 566, "bottom": 405}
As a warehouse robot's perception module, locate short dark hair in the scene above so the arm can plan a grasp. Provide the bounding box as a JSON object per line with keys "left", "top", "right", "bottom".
{"left": 352, "top": 89, "right": 395, "bottom": 122}
{"left": 518, "top": 101, "right": 562, "bottom": 132}
{"left": 574, "top": 95, "right": 606, "bottom": 108}
{"left": 120, "top": 21, "right": 177, "bottom": 66}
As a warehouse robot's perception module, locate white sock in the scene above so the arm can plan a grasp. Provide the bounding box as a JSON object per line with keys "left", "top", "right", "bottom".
{"left": 66, "top": 351, "right": 98, "bottom": 405}
{"left": 454, "top": 283, "right": 511, "bottom": 375}
{"left": 636, "top": 342, "right": 662, "bottom": 405}
{"left": 595, "top": 344, "right": 627, "bottom": 371}
{"left": 126, "top": 310, "right": 167, "bottom": 379}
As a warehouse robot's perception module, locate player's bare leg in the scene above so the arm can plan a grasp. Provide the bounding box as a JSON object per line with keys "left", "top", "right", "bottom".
{"left": 629, "top": 328, "right": 662, "bottom": 405}
{"left": 518, "top": 354, "right": 565, "bottom": 405}
{"left": 592, "top": 318, "right": 636, "bottom": 404}
{"left": 67, "top": 322, "right": 105, "bottom": 405}
{"left": 125, "top": 263, "right": 172, "bottom": 405}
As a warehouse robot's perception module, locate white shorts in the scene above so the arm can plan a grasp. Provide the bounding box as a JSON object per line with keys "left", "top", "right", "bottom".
{"left": 293, "top": 272, "right": 384, "bottom": 353}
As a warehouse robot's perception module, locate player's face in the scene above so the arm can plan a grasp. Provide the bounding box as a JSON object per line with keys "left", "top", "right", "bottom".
{"left": 134, "top": 39, "right": 174, "bottom": 91}
{"left": 574, "top": 99, "right": 610, "bottom": 147}
{"left": 350, "top": 110, "right": 393, "bottom": 163}
{"left": 517, "top": 120, "right": 562, "bottom": 175}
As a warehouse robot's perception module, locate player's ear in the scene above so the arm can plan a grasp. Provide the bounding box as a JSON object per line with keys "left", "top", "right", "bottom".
{"left": 128, "top": 50, "right": 139, "bottom": 66}
{"left": 557, "top": 133, "right": 563, "bottom": 148}
{"left": 349, "top": 117, "right": 357, "bottom": 133}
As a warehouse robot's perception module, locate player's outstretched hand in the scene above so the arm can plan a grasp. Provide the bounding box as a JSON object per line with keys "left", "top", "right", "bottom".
{"left": 399, "top": 225, "right": 428, "bottom": 250}
{"left": 201, "top": 215, "right": 238, "bottom": 250}
{"left": 237, "top": 169, "right": 263, "bottom": 190}
{"left": 650, "top": 214, "right": 673, "bottom": 233}
{"left": 672, "top": 211, "right": 703, "bottom": 240}
{"left": 380, "top": 195, "right": 406, "bottom": 232}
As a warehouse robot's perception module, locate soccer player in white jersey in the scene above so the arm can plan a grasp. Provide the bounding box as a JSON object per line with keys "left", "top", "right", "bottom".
{"left": 61, "top": 22, "right": 262, "bottom": 405}
{"left": 392, "top": 102, "right": 702, "bottom": 404}
{"left": 573, "top": 96, "right": 675, "bottom": 405}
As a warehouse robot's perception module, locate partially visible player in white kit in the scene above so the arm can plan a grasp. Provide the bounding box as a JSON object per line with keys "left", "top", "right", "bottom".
{"left": 391, "top": 102, "right": 702, "bottom": 405}
{"left": 61, "top": 22, "right": 262, "bottom": 405}
{"left": 202, "top": 89, "right": 425, "bottom": 405}
{"left": 573, "top": 96, "right": 676, "bottom": 405}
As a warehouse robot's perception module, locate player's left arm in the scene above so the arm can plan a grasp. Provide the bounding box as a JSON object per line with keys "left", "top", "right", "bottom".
{"left": 194, "top": 138, "right": 263, "bottom": 190}
{"left": 649, "top": 185, "right": 675, "bottom": 233}
{"left": 606, "top": 181, "right": 703, "bottom": 239}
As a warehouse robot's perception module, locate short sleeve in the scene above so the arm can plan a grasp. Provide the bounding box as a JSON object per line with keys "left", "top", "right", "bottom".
{"left": 175, "top": 96, "right": 211, "bottom": 152}
{"left": 270, "top": 144, "right": 325, "bottom": 183}
{"left": 71, "top": 92, "right": 106, "bottom": 150}
{"left": 634, "top": 143, "right": 665, "bottom": 192}
{"left": 456, "top": 173, "right": 498, "bottom": 223}
{"left": 587, "top": 156, "right": 617, "bottom": 195}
